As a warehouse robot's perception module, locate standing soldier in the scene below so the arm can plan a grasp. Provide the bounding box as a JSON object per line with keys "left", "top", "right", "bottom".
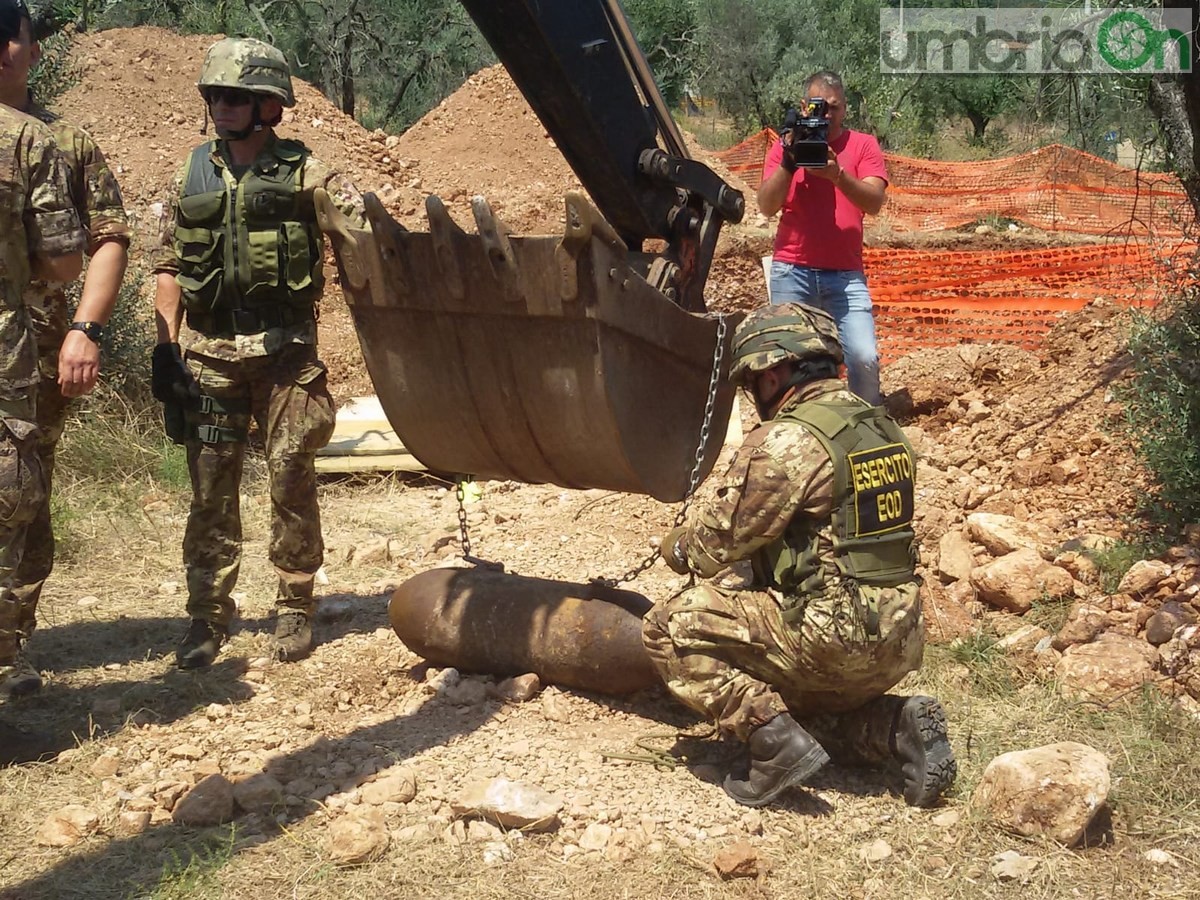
{"left": 0, "top": 6, "right": 85, "bottom": 696}
{"left": 643, "top": 303, "right": 956, "bottom": 809}
{"left": 151, "top": 37, "right": 368, "bottom": 669}
{"left": 0, "top": 0, "right": 130, "bottom": 697}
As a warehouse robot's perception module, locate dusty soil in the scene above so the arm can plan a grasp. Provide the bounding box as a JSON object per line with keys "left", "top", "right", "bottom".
{"left": 0, "top": 26, "right": 1196, "bottom": 900}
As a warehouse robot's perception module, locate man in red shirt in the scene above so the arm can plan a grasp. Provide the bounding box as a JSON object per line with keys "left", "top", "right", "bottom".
{"left": 758, "top": 71, "right": 888, "bottom": 405}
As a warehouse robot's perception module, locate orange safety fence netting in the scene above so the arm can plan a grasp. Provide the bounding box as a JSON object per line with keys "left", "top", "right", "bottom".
{"left": 718, "top": 130, "right": 1197, "bottom": 358}
{"left": 864, "top": 242, "right": 1194, "bottom": 362}
{"left": 715, "top": 131, "right": 1194, "bottom": 238}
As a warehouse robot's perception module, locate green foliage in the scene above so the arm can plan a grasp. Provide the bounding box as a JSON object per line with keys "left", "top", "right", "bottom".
{"left": 53, "top": 269, "right": 184, "bottom": 495}
{"left": 29, "top": 30, "right": 79, "bottom": 108}
{"left": 624, "top": 0, "right": 699, "bottom": 107}
{"left": 1024, "top": 595, "right": 1074, "bottom": 635}
{"left": 90, "top": 0, "right": 226, "bottom": 32}
{"left": 99, "top": 268, "right": 155, "bottom": 402}
{"left": 945, "top": 632, "right": 1014, "bottom": 697}
{"left": 1086, "top": 537, "right": 1165, "bottom": 593}
{"left": 48, "top": 489, "right": 83, "bottom": 564}
{"left": 1119, "top": 294, "right": 1200, "bottom": 534}
{"left": 143, "top": 828, "right": 237, "bottom": 900}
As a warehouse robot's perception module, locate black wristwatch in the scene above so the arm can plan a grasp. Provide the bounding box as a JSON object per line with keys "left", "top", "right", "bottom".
{"left": 69, "top": 321, "right": 105, "bottom": 345}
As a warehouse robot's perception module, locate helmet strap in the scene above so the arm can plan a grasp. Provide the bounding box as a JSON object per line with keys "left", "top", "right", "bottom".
{"left": 215, "top": 97, "right": 263, "bottom": 142}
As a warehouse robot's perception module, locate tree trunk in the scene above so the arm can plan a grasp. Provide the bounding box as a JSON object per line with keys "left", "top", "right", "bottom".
{"left": 1160, "top": 0, "right": 1200, "bottom": 218}
{"left": 965, "top": 109, "right": 988, "bottom": 143}
{"left": 341, "top": 27, "right": 355, "bottom": 117}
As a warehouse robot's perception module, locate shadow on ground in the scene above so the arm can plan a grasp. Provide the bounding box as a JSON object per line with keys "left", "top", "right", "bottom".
{"left": 0, "top": 692, "right": 496, "bottom": 900}
{"left": 0, "top": 593, "right": 392, "bottom": 766}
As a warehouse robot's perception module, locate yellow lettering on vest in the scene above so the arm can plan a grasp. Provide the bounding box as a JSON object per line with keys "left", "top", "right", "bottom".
{"left": 853, "top": 461, "right": 868, "bottom": 493}
{"left": 876, "top": 489, "right": 904, "bottom": 522}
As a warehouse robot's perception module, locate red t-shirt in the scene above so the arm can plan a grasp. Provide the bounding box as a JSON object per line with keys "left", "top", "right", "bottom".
{"left": 763, "top": 129, "right": 888, "bottom": 271}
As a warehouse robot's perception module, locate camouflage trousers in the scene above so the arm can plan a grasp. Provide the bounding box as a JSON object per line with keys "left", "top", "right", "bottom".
{"left": 6, "top": 306, "right": 73, "bottom": 642}
{"left": 0, "top": 392, "right": 47, "bottom": 666}
{"left": 642, "top": 581, "right": 924, "bottom": 742}
{"left": 182, "top": 344, "right": 336, "bottom": 628}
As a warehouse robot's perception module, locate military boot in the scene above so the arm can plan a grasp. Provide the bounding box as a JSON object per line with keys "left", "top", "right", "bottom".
{"left": 829, "top": 695, "right": 957, "bottom": 807}
{"left": 892, "top": 695, "right": 957, "bottom": 807}
{"left": 271, "top": 610, "right": 313, "bottom": 662}
{"left": 0, "top": 648, "right": 43, "bottom": 697}
{"left": 176, "top": 619, "right": 227, "bottom": 670}
{"left": 723, "top": 713, "right": 830, "bottom": 807}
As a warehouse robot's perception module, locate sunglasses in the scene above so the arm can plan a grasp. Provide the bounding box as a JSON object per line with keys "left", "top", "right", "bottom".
{"left": 204, "top": 87, "right": 255, "bottom": 107}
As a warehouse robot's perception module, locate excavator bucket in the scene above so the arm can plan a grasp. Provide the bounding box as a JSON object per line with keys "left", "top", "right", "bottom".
{"left": 316, "top": 189, "right": 739, "bottom": 502}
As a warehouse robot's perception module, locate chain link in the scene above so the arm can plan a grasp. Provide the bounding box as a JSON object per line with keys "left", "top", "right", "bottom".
{"left": 599, "top": 313, "right": 729, "bottom": 587}
{"left": 455, "top": 478, "right": 473, "bottom": 559}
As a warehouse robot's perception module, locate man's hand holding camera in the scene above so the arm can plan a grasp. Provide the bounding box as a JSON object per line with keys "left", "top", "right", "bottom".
{"left": 807, "top": 148, "right": 843, "bottom": 184}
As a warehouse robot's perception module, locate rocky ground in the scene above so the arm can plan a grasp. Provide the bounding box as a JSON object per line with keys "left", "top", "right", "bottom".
{"left": 0, "top": 26, "right": 1198, "bottom": 900}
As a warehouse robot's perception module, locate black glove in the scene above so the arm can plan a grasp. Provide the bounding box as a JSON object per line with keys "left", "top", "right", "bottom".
{"left": 660, "top": 526, "right": 690, "bottom": 575}
{"left": 151, "top": 342, "right": 199, "bottom": 404}
{"left": 780, "top": 108, "right": 800, "bottom": 172}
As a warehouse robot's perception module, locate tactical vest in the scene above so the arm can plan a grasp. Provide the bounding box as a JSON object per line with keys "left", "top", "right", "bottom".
{"left": 752, "top": 397, "right": 918, "bottom": 605}
{"left": 173, "top": 139, "right": 323, "bottom": 324}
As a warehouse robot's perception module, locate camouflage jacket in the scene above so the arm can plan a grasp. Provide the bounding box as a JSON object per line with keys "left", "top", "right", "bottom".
{"left": 151, "top": 133, "right": 367, "bottom": 361}
{"left": 675, "top": 379, "right": 856, "bottom": 582}
{"left": 24, "top": 102, "right": 131, "bottom": 372}
{"left": 0, "top": 105, "right": 85, "bottom": 404}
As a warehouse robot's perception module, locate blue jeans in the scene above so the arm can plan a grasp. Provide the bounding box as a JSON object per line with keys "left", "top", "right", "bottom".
{"left": 768, "top": 261, "right": 881, "bottom": 405}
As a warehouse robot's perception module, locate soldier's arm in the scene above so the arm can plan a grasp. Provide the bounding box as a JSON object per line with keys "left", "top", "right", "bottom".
{"left": 22, "top": 125, "right": 85, "bottom": 281}
{"left": 58, "top": 133, "right": 133, "bottom": 397}
{"left": 151, "top": 169, "right": 186, "bottom": 343}
{"left": 681, "top": 424, "right": 833, "bottom": 578}
{"left": 58, "top": 240, "right": 129, "bottom": 397}
{"left": 154, "top": 273, "right": 184, "bottom": 343}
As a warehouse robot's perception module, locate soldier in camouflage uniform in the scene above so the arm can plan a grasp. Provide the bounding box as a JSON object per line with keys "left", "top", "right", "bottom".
{"left": 643, "top": 303, "right": 956, "bottom": 808}
{"left": 151, "top": 37, "right": 368, "bottom": 669}
{"left": 0, "top": 2, "right": 85, "bottom": 697}
{"left": 0, "top": 0, "right": 130, "bottom": 696}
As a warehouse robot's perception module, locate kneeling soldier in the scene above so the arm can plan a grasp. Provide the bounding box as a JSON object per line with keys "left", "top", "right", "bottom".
{"left": 643, "top": 303, "right": 957, "bottom": 808}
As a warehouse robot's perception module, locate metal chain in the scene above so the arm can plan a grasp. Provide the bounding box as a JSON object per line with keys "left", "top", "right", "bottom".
{"left": 455, "top": 477, "right": 473, "bottom": 559}
{"left": 599, "top": 313, "right": 729, "bottom": 587}
{"left": 453, "top": 314, "right": 729, "bottom": 584}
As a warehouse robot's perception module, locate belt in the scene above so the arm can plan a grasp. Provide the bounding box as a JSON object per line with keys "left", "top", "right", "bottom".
{"left": 187, "top": 305, "right": 314, "bottom": 336}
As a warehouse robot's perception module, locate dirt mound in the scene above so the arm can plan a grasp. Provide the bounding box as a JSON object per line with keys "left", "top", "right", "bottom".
{"left": 57, "top": 28, "right": 425, "bottom": 239}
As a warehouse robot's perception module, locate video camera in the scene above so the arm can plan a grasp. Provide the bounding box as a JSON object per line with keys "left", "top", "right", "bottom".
{"left": 781, "top": 98, "right": 830, "bottom": 169}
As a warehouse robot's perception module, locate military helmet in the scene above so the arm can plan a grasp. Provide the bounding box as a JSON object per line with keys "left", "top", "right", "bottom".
{"left": 729, "top": 303, "right": 843, "bottom": 387}
{"left": 198, "top": 37, "right": 295, "bottom": 107}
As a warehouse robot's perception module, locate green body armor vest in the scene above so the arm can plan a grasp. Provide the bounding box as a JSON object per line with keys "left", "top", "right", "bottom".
{"left": 173, "top": 139, "right": 323, "bottom": 325}
{"left": 752, "top": 397, "right": 918, "bottom": 605}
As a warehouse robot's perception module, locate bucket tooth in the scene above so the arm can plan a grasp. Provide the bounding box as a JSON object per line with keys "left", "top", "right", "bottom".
{"left": 558, "top": 192, "right": 624, "bottom": 304}
{"left": 314, "top": 188, "right": 369, "bottom": 292}
{"left": 426, "top": 195, "right": 466, "bottom": 301}
{"left": 471, "top": 195, "right": 526, "bottom": 307}
{"left": 471, "top": 196, "right": 517, "bottom": 276}
{"left": 364, "top": 194, "right": 413, "bottom": 300}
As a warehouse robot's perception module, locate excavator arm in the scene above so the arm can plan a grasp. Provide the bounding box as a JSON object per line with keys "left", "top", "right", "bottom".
{"left": 319, "top": 0, "right": 746, "bottom": 501}
{"left": 458, "top": 0, "right": 744, "bottom": 311}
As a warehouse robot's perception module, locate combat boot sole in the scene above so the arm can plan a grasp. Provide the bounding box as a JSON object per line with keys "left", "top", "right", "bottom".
{"left": 894, "top": 696, "right": 957, "bottom": 807}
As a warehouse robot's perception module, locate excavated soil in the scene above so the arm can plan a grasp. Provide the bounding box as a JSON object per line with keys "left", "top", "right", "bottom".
{"left": 0, "top": 26, "right": 1194, "bottom": 900}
